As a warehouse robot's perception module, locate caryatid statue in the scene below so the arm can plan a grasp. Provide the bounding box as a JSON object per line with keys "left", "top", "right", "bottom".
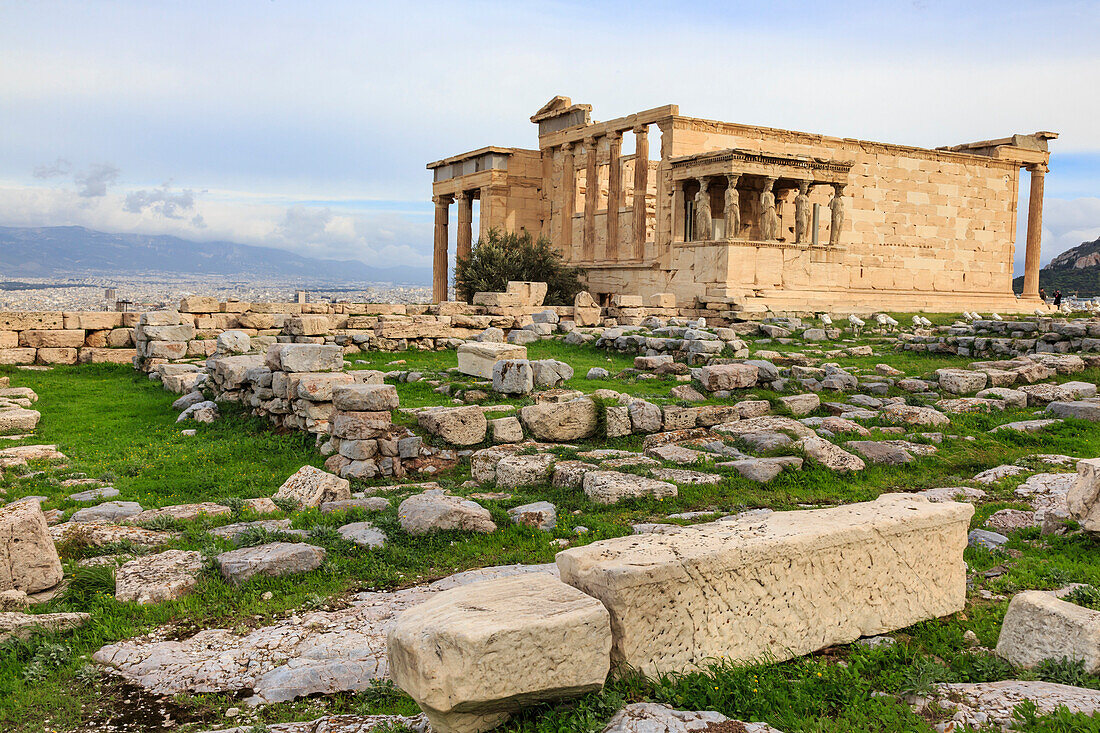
{"left": 724, "top": 174, "right": 741, "bottom": 240}
{"left": 693, "top": 178, "right": 713, "bottom": 241}
{"left": 794, "top": 181, "right": 811, "bottom": 244}
{"left": 760, "top": 177, "right": 779, "bottom": 241}
{"left": 829, "top": 183, "right": 846, "bottom": 246}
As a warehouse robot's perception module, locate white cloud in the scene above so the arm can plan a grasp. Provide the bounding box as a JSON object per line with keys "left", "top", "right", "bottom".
{"left": 124, "top": 183, "right": 196, "bottom": 219}
{"left": 73, "top": 163, "right": 119, "bottom": 198}
{"left": 33, "top": 157, "right": 70, "bottom": 179}
{"left": 0, "top": 182, "right": 433, "bottom": 268}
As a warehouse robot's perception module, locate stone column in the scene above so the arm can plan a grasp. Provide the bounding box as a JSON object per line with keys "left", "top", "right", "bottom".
{"left": 1022, "top": 163, "right": 1047, "bottom": 299}
{"left": 560, "top": 143, "right": 576, "bottom": 252}
{"left": 724, "top": 174, "right": 741, "bottom": 241}
{"left": 455, "top": 191, "right": 473, "bottom": 261}
{"left": 583, "top": 136, "right": 599, "bottom": 261}
{"left": 432, "top": 195, "right": 451, "bottom": 303}
{"left": 760, "top": 177, "right": 779, "bottom": 241}
{"left": 828, "top": 183, "right": 846, "bottom": 247}
{"left": 606, "top": 131, "right": 622, "bottom": 260}
{"left": 632, "top": 125, "right": 649, "bottom": 259}
{"left": 794, "top": 181, "right": 811, "bottom": 244}
{"left": 693, "top": 177, "right": 712, "bottom": 241}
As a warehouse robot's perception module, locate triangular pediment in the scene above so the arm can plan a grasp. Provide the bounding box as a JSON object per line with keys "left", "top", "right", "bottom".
{"left": 533, "top": 96, "right": 572, "bottom": 118}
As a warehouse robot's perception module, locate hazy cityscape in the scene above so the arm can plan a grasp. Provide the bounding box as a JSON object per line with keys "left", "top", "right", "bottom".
{"left": 0, "top": 274, "right": 432, "bottom": 311}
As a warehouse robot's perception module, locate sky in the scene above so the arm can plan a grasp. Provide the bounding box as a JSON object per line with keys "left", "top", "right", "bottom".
{"left": 1, "top": 0, "right": 1098, "bottom": 276}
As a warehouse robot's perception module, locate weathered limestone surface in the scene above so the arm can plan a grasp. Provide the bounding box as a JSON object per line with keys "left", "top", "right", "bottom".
{"left": 923, "top": 680, "right": 1100, "bottom": 730}
{"left": 456, "top": 342, "right": 528, "bottom": 379}
{"left": 519, "top": 398, "right": 597, "bottom": 441}
{"left": 387, "top": 574, "right": 611, "bottom": 733}
{"left": 0, "top": 501, "right": 63, "bottom": 593}
{"left": 996, "top": 590, "right": 1100, "bottom": 672}
{"left": 601, "top": 703, "right": 784, "bottom": 733}
{"left": 1067, "top": 458, "right": 1100, "bottom": 532}
{"left": 115, "top": 550, "right": 204, "bottom": 604}
{"left": 93, "top": 563, "right": 558, "bottom": 704}
{"left": 217, "top": 542, "right": 326, "bottom": 585}
{"left": 398, "top": 491, "right": 496, "bottom": 535}
{"left": 272, "top": 465, "right": 351, "bottom": 509}
{"left": 582, "top": 471, "right": 678, "bottom": 505}
{"left": 201, "top": 713, "right": 429, "bottom": 733}
{"left": 556, "top": 494, "right": 972, "bottom": 675}
{"left": 418, "top": 406, "right": 488, "bottom": 446}
{"left": 1, "top": 611, "right": 89, "bottom": 642}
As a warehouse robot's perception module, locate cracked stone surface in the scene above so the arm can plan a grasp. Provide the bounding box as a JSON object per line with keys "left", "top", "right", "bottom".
{"left": 93, "top": 563, "right": 558, "bottom": 705}
{"left": 202, "top": 713, "right": 429, "bottom": 733}
{"left": 601, "top": 703, "right": 785, "bottom": 732}
{"left": 921, "top": 680, "right": 1100, "bottom": 729}
{"left": 556, "top": 494, "right": 972, "bottom": 676}
{"left": 1014, "top": 472, "right": 1076, "bottom": 518}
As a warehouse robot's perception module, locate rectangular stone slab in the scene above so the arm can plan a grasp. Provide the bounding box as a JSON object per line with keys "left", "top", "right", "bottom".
{"left": 555, "top": 493, "right": 972, "bottom": 675}
{"left": 456, "top": 342, "right": 527, "bottom": 379}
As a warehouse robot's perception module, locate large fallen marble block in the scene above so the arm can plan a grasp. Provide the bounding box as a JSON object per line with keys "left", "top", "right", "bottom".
{"left": 996, "top": 589, "right": 1100, "bottom": 672}
{"left": 556, "top": 493, "right": 972, "bottom": 675}
{"left": 387, "top": 573, "right": 611, "bottom": 733}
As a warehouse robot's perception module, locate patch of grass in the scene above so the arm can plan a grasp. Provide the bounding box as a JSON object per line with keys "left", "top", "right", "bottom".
{"left": 5, "top": 330, "right": 1100, "bottom": 731}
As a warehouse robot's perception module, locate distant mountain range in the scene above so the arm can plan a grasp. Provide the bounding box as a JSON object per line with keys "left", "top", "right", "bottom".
{"left": 0, "top": 226, "right": 431, "bottom": 284}
{"left": 1014, "top": 236, "right": 1100, "bottom": 297}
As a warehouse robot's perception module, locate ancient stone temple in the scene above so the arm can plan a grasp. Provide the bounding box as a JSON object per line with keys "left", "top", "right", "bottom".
{"left": 428, "top": 96, "right": 1055, "bottom": 314}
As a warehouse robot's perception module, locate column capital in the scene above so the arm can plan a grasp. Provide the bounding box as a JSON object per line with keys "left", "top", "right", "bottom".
{"left": 632, "top": 124, "right": 648, "bottom": 135}
{"left": 432, "top": 194, "right": 453, "bottom": 206}
{"left": 1027, "top": 163, "right": 1049, "bottom": 175}
{"left": 584, "top": 136, "right": 598, "bottom": 149}
{"left": 560, "top": 141, "right": 574, "bottom": 153}
{"left": 726, "top": 173, "right": 741, "bottom": 185}
{"left": 454, "top": 191, "right": 470, "bottom": 202}
{"left": 606, "top": 130, "right": 622, "bottom": 144}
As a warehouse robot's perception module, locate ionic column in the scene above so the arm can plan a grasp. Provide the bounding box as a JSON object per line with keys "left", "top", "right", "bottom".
{"left": 560, "top": 143, "right": 576, "bottom": 252}
{"left": 632, "top": 125, "right": 649, "bottom": 259}
{"left": 583, "top": 136, "right": 599, "bottom": 261}
{"left": 1022, "top": 163, "right": 1048, "bottom": 299}
{"left": 606, "top": 131, "right": 622, "bottom": 260}
{"left": 455, "top": 191, "right": 472, "bottom": 261}
{"left": 432, "top": 195, "right": 451, "bottom": 303}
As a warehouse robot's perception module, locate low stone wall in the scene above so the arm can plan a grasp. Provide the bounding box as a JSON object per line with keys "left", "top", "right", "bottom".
{"left": 0, "top": 289, "right": 753, "bottom": 368}
{"left": 901, "top": 318, "right": 1100, "bottom": 358}
{"left": 0, "top": 311, "right": 137, "bottom": 365}
{"left": 191, "top": 343, "right": 451, "bottom": 482}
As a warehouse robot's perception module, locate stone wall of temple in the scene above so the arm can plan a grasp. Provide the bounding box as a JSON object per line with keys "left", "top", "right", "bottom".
{"left": 667, "top": 117, "right": 1021, "bottom": 299}
{"left": 432, "top": 99, "right": 1049, "bottom": 315}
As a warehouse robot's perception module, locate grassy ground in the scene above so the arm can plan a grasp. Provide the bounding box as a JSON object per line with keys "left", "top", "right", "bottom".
{"left": 2, "top": 330, "right": 1100, "bottom": 732}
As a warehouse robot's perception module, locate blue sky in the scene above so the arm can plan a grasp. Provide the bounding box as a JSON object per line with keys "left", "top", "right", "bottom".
{"left": 1, "top": 0, "right": 1097, "bottom": 274}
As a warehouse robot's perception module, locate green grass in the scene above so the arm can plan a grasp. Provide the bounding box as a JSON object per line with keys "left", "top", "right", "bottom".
{"left": 3, "top": 327, "right": 1100, "bottom": 731}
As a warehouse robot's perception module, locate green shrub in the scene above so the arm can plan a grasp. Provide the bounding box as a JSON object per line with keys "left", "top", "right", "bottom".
{"left": 453, "top": 229, "right": 585, "bottom": 305}
{"left": 1064, "top": 584, "right": 1100, "bottom": 611}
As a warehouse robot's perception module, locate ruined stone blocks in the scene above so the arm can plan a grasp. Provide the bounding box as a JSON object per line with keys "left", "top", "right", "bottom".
{"left": 388, "top": 574, "right": 610, "bottom": 733}
{"left": 556, "top": 494, "right": 972, "bottom": 675}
